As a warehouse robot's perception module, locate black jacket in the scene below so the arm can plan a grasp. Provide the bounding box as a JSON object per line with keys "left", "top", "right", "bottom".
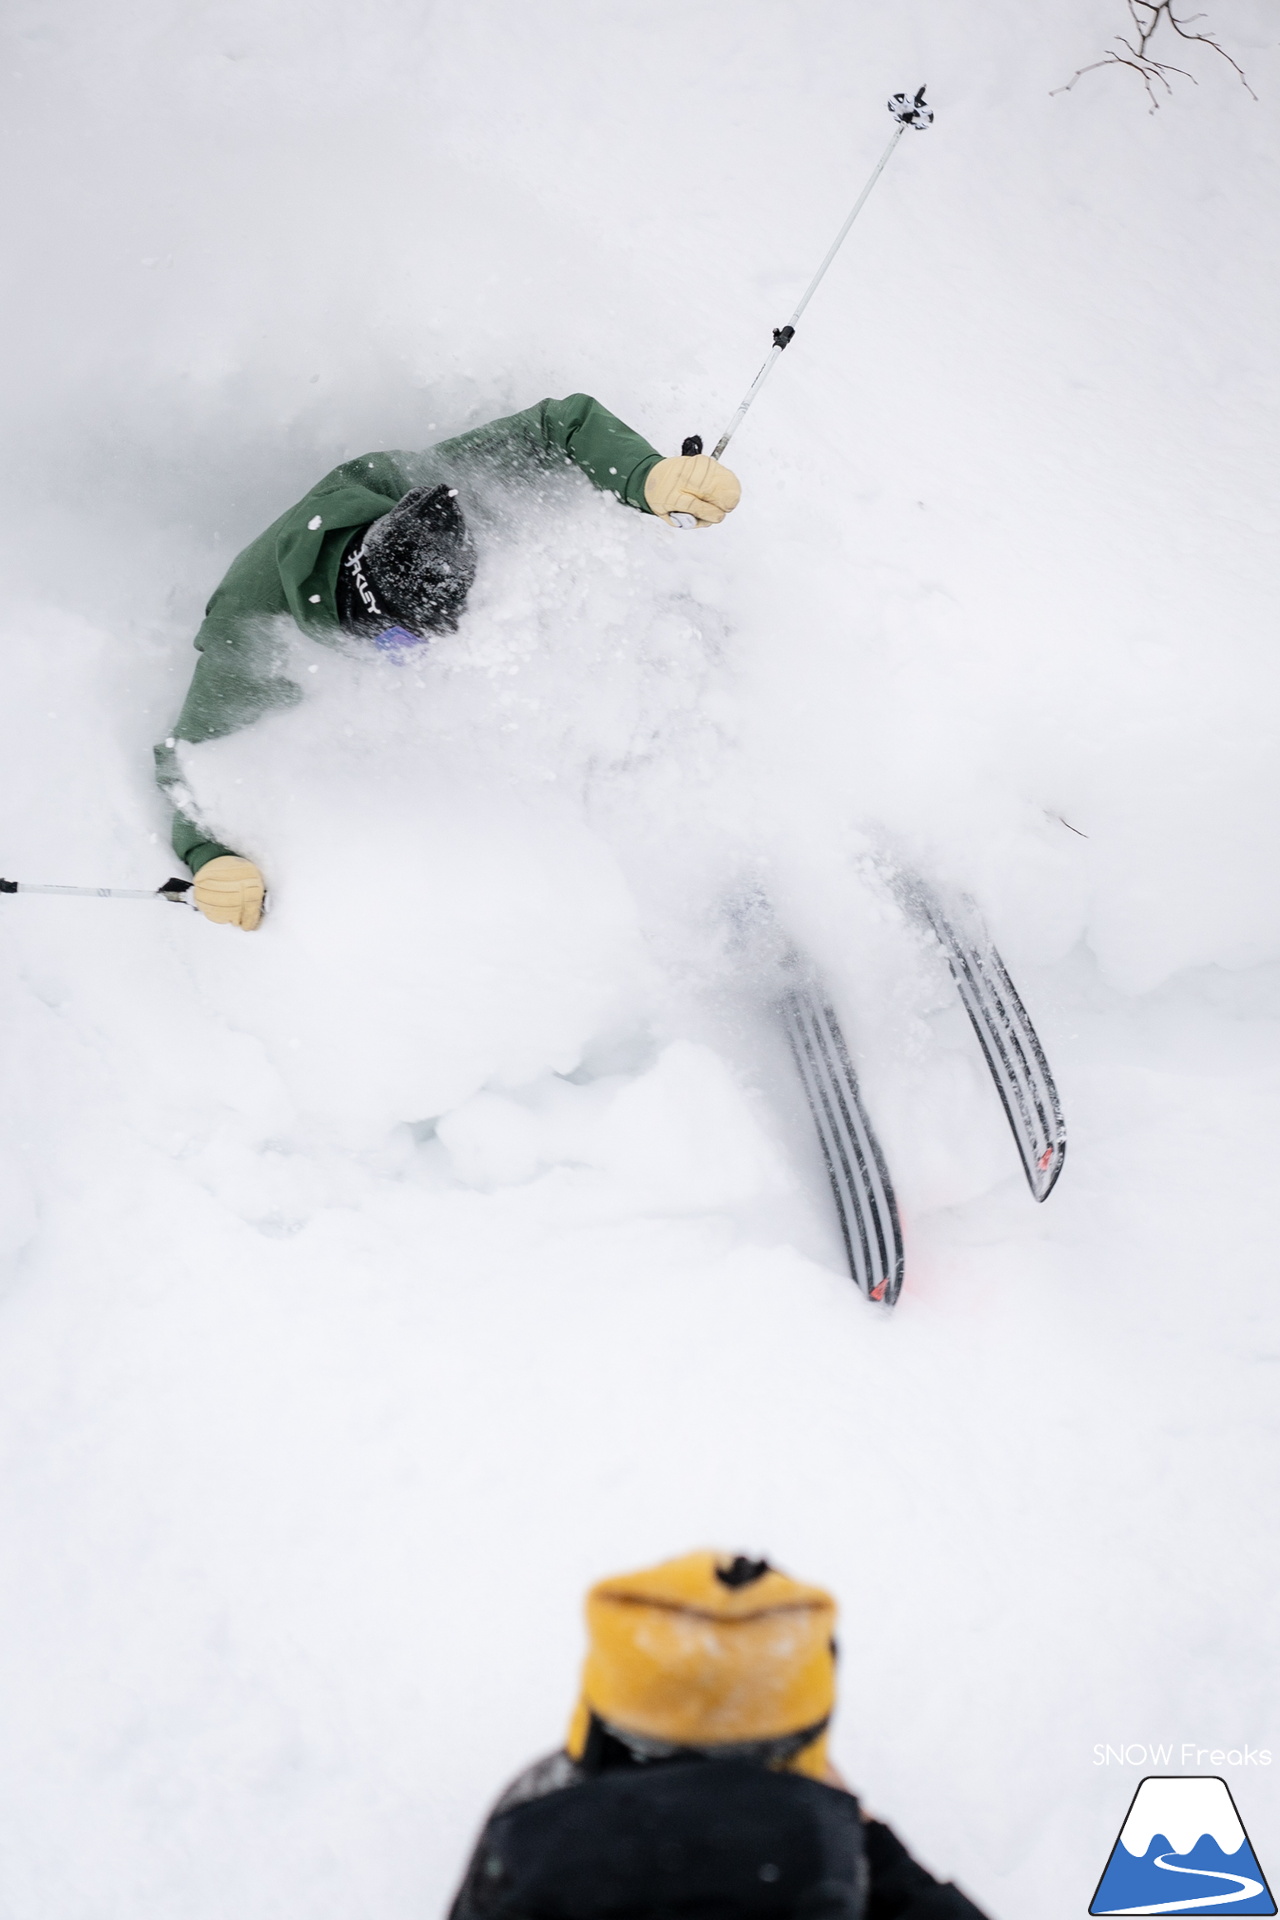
{"left": 447, "top": 1746, "right": 990, "bottom": 1920}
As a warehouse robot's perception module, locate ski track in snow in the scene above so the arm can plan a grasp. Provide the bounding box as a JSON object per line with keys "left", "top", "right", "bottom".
{"left": 1, "top": 4, "right": 1279, "bottom": 1917}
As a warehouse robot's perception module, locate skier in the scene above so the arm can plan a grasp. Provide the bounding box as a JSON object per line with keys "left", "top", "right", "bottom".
{"left": 155, "top": 395, "right": 741, "bottom": 930}
{"left": 447, "top": 1551, "right": 991, "bottom": 1920}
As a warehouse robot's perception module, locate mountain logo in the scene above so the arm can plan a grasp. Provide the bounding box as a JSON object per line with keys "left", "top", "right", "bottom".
{"left": 1090, "top": 1776, "right": 1275, "bottom": 1915}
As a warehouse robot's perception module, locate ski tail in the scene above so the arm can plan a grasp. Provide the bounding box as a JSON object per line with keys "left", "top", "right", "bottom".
{"left": 904, "top": 881, "right": 1066, "bottom": 1202}
{"left": 728, "top": 887, "right": 904, "bottom": 1304}
{"left": 779, "top": 979, "right": 904, "bottom": 1305}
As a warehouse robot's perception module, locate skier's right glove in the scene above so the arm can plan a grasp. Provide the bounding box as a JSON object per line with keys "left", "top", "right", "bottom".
{"left": 193, "top": 855, "right": 265, "bottom": 930}
{"left": 644, "top": 454, "right": 741, "bottom": 527}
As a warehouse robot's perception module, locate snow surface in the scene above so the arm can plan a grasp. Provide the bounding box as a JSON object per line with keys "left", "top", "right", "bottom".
{"left": 2, "top": 2, "right": 1279, "bottom": 1915}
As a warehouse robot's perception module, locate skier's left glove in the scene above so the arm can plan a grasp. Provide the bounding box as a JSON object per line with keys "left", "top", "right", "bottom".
{"left": 644, "top": 454, "right": 741, "bottom": 527}
{"left": 193, "top": 855, "right": 265, "bottom": 930}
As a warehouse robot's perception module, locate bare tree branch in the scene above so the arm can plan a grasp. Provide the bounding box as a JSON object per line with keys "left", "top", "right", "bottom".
{"left": 1054, "top": 0, "right": 1257, "bottom": 111}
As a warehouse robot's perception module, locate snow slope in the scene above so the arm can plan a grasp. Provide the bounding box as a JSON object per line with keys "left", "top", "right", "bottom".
{"left": 1, "top": 2, "right": 1279, "bottom": 1914}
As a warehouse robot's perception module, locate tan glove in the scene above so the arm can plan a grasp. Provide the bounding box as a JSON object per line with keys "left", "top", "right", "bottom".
{"left": 193, "top": 855, "right": 265, "bottom": 930}
{"left": 644, "top": 454, "right": 742, "bottom": 528}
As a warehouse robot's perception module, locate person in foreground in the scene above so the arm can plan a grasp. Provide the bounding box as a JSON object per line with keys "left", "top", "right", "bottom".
{"left": 156, "top": 395, "right": 741, "bottom": 930}
{"left": 448, "top": 1550, "right": 991, "bottom": 1920}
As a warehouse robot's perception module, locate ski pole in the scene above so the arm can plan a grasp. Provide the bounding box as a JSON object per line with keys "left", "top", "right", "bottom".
{"left": 0, "top": 875, "right": 194, "bottom": 904}
{"left": 669, "top": 87, "right": 933, "bottom": 526}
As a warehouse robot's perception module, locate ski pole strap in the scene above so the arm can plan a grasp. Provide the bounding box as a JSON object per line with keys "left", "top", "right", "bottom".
{"left": 682, "top": 87, "right": 932, "bottom": 468}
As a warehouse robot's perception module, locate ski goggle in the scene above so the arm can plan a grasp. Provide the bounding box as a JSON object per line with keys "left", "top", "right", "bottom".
{"left": 372, "top": 625, "right": 427, "bottom": 653}
{"left": 598, "top": 1713, "right": 830, "bottom": 1770}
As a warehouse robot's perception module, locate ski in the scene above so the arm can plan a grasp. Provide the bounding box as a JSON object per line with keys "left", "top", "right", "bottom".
{"left": 777, "top": 966, "right": 904, "bottom": 1306}
{"left": 730, "top": 892, "right": 903, "bottom": 1305}
{"left": 901, "top": 879, "right": 1066, "bottom": 1202}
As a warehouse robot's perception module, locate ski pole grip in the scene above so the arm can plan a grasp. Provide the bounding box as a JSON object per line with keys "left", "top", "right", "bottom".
{"left": 665, "top": 435, "right": 706, "bottom": 529}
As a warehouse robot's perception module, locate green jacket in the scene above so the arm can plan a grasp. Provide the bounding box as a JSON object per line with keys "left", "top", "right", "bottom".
{"left": 156, "top": 394, "right": 664, "bottom": 872}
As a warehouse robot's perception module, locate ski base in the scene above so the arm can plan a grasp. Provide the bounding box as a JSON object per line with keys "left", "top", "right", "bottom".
{"left": 902, "top": 879, "right": 1066, "bottom": 1202}
{"left": 778, "top": 974, "right": 904, "bottom": 1306}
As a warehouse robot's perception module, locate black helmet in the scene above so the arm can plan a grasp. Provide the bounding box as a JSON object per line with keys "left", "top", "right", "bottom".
{"left": 337, "top": 482, "right": 477, "bottom": 643}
